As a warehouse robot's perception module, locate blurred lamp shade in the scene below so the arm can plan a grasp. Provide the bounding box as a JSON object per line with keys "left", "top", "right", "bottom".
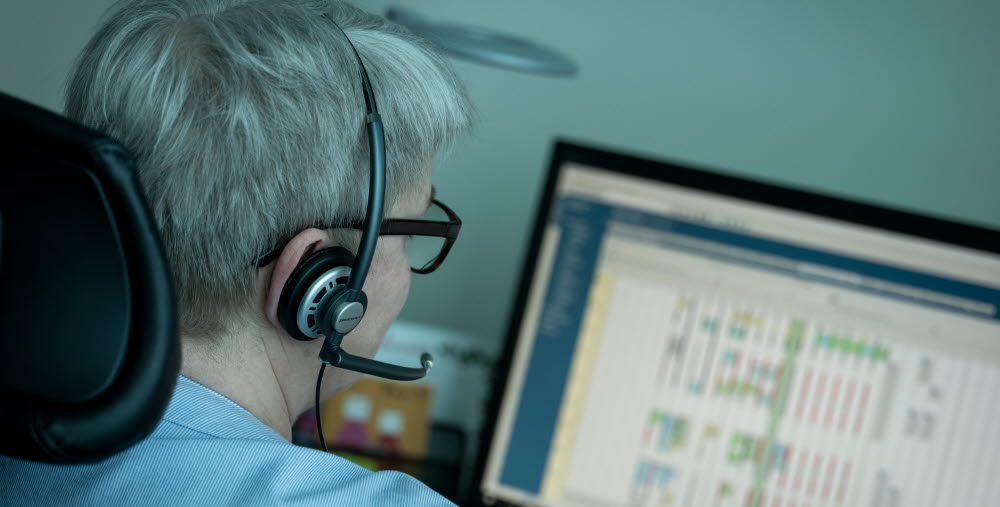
{"left": 386, "top": 7, "right": 578, "bottom": 77}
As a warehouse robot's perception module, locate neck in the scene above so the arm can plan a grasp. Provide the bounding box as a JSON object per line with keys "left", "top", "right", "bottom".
{"left": 180, "top": 335, "right": 299, "bottom": 441}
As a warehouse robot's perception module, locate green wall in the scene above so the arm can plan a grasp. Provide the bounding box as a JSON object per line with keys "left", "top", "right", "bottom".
{"left": 4, "top": 1, "right": 997, "bottom": 353}
{"left": 354, "top": 0, "right": 1000, "bottom": 351}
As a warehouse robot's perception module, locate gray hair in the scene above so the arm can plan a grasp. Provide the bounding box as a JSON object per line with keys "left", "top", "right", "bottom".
{"left": 65, "top": 0, "right": 473, "bottom": 338}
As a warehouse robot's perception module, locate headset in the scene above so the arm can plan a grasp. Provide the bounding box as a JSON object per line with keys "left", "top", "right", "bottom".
{"left": 275, "top": 15, "right": 433, "bottom": 452}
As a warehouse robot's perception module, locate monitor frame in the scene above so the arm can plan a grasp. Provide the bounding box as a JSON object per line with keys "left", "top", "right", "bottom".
{"left": 470, "top": 139, "right": 1000, "bottom": 506}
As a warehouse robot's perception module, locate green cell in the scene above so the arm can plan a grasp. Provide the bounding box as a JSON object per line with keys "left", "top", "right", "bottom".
{"left": 673, "top": 420, "right": 688, "bottom": 448}
{"left": 785, "top": 336, "right": 802, "bottom": 353}
{"left": 837, "top": 338, "right": 853, "bottom": 353}
{"left": 726, "top": 433, "right": 753, "bottom": 464}
{"left": 719, "top": 483, "right": 734, "bottom": 498}
{"left": 785, "top": 323, "right": 804, "bottom": 353}
{"left": 851, "top": 341, "right": 866, "bottom": 356}
{"left": 873, "top": 347, "right": 889, "bottom": 361}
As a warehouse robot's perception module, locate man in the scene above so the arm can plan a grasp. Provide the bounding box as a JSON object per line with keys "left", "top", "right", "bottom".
{"left": 0, "top": 0, "right": 472, "bottom": 504}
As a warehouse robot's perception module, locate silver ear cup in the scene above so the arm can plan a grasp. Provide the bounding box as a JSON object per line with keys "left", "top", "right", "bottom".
{"left": 297, "top": 266, "right": 352, "bottom": 339}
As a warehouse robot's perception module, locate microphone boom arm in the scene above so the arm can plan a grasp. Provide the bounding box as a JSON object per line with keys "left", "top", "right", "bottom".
{"left": 319, "top": 320, "right": 432, "bottom": 381}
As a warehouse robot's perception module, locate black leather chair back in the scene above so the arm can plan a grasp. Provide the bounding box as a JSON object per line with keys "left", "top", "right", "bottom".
{"left": 0, "top": 92, "right": 179, "bottom": 463}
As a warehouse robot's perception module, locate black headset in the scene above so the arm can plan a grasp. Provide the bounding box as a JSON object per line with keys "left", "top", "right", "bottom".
{"left": 274, "top": 15, "right": 433, "bottom": 450}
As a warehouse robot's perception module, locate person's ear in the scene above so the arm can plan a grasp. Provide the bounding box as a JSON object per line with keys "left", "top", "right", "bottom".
{"left": 264, "top": 228, "right": 330, "bottom": 332}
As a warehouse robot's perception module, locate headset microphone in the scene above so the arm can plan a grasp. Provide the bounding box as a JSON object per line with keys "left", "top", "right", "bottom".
{"left": 321, "top": 325, "right": 435, "bottom": 382}
{"left": 311, "top": 256, "right": 434, "bottom": 381}
{"left": 276, "top": 246, "right": 435, "bottom": 381}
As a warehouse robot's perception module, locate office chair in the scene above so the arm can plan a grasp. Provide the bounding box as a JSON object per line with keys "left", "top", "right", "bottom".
{"left": 0, "top": 92, "right": 180, "bottom": 463}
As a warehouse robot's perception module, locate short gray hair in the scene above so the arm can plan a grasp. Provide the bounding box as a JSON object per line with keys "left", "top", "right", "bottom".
{"left": 65, "top": 0, "right": 473, "bottom": 338}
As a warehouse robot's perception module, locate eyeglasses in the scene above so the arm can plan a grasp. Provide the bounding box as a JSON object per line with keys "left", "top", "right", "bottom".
{"left": 254, "top": 198, "right": 461, "bottom": 274}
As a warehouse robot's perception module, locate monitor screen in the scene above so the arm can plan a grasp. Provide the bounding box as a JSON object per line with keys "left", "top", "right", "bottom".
{"left": 477, "top": 141, "right": 1000, "bottom": 507}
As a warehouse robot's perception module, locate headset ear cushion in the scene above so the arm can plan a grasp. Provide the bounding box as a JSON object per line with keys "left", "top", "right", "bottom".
{"left": 276, "top": 246, "right": 355, "bottom": 340}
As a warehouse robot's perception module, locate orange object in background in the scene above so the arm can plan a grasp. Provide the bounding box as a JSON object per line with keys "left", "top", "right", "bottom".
{"left": 320, "top": 377, "right": 433, "bottom": 458}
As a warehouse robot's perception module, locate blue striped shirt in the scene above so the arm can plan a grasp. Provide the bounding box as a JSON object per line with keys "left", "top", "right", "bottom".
{"left": 0, "top": 376, "right": 453, "bottom": 506}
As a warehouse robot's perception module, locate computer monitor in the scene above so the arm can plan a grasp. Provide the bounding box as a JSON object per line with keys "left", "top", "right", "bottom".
{"left": 475, "top": 141, "right": 1000, "bottom": 507}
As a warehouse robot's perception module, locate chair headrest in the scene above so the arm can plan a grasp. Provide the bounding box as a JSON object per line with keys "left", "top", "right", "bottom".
{"left": 0, "top": 92, "right": 180, "bottom": 463}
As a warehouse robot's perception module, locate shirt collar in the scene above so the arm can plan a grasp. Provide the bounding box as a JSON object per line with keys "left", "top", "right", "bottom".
{"left": 160, "top": 375, "right": 287, "bottom": 442}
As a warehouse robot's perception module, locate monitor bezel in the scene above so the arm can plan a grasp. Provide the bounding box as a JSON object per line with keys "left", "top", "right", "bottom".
{"left": 470, "top": 139, "right": 1000, "bottom": 506}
